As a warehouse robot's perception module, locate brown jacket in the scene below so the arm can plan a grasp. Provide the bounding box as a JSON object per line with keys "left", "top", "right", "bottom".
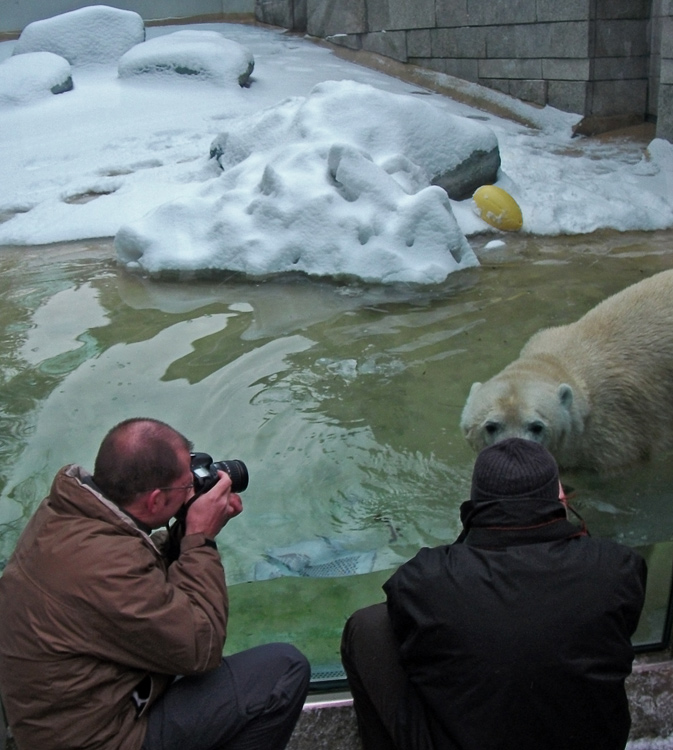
{"left": 0, "top": 465, "right": 228, "bottom": 749}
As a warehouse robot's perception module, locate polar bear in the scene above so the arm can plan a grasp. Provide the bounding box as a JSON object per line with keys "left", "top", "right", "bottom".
{"left": 460, "top": 269, "right": 673, "bottom": 474}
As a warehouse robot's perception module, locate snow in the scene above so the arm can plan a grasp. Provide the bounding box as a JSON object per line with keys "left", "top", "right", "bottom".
{"left": 116, "top": 79, "right": 488, "bottom": 283}
{"left": 12, "top": 5, "right": 145, "bottom": 66}
{"left": 0, "top": 51, "right": 72, "bottom": 105}
{"left": 0, "top": 12, "right": 672, "bottom": 284}
{"left": 118, "top": 30, "right": 254, "bottom": 87}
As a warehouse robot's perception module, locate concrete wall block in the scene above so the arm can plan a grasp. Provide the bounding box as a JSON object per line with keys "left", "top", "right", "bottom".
{"left": 481, "top": 78, "right": 513, "bottom": 97}
{"left": 361, "top": 30, "right": 408, "bottom": 61}
{"left": 660, "top": 17, "right": 673, "bottom": 57}
{"left": 479, "top": 57, "right": 542, "bottom": 79}
{"left": 306, "top": 0, "right": 366, "bottom": 37}
{"left": 661, "top": 58, "right": 673, "bottom": 85}
{"left": 410, "top": 56, "right": 450, "bottom": 74}
{"left": 536, "top": 0, "right": 591, "bottom": 22}
{"left": 386, "top": 0, "right": 435, "bottom": 31}
{"left": 542, "top": 58, "right": 591, "bottom": 80}
{"left": 595, "top": 0, "right": 650, "bottom": 20}
{"left": 466, "top": 0, "right": 536, "bottom": 26}
{"left": 255, "top": 0, "right": 293, "bottom": 28}
{"left": 367, "top": 0, "right": 434, "bottom": 32}
{"left": 649, "top": 76, "right": 661, "bottom": 116}
{"left": 443, "top": 57, "right": 480, "bottom": 82}
{"left": 656, "top": 83, "right": 673, "bottom": 140}
{"left": 486, "top": 22, "right": 590, "bottom": 59}
{"left": 650, "top": 15, "right": 662, "bottom": 66}
{"left": 548, "top": 79, "right": 589, "bottom": 112}
{"left": 432, "top": 26, "right": 487, "bottom": 58}
{"left": 407, "top": 29, "right": 432, "bottom": 58}
{"left": 293, "top": 0, "right": 307, "bottom": 28}
{"left": 595, "top": 19, "right": 649, "bottom": 57}
{"left": 507, "top": 78, "right": 548, "bottom": 105}
{"left": 593, "top": 56, "right": 649, "bottom": 79}
{"left": 366, "top": 0, "right": 389, "bottom": 31}
{"left": 323, "top": 32, "right": 363, "bottom": 50}
{"left": 435, "top": 0, "right": 470, "bottom": 27}
{"left": 589, "top": 78, "right": 648, "bottom": 115}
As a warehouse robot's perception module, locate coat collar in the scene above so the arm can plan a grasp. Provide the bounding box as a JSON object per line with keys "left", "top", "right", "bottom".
{"left": 457, "top": 497, "right": 587, "bottom": 548}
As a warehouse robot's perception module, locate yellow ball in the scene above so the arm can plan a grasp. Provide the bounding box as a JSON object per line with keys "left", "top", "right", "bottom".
{"left": 472, "top": 185, "right": 523, "bottom": 232}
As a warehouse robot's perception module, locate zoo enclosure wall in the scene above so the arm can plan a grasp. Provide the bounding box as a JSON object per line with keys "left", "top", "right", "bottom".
{"left": 256, "top": 0, "right": 673, "bottom": 143}
{"left": 2, "top": 0, "right": 671, "bottom": 142}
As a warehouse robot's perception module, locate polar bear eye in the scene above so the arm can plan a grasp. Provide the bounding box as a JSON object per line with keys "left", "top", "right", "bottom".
{"left": 484, "top": 421, "right": 500, "bottom": 436}
{"left": 528, "top": 421, "right": 545, "bottom": 436}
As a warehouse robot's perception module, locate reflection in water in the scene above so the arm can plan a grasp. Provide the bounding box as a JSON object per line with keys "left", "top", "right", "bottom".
{"left": 1, "top": 231, "right": 673, "bottom": 663}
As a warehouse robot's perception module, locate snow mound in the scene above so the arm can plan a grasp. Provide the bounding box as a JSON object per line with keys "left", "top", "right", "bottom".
{"left": 0, "top": 52, "right": 72, "bottom": 105}
{"left": 118, "top": 30, "right": 255, "bottom": 87}
{"left": 211, "top": 79, "right": 499, "bottom": 191}
{"left": 115, "top": 80, "right": 480, "bottom": 284}
{"left": 12, "top": 5, "right": 145, "bottom": 67}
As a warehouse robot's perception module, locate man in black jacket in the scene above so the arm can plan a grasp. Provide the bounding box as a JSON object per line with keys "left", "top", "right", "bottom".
{"left": 341, "top": 438, "right": 647, "bottom": 750}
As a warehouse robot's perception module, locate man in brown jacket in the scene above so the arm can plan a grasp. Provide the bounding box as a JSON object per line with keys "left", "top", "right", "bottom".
{"left": 0, "top": 417, "right": 310, "bottom": 750}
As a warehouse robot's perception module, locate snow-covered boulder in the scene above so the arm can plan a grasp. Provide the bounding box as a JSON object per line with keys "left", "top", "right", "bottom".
{"left": 118, "top": 30, "right": 255, "bottom": 87}
{"left": 115, "top": 80, "right": 483, "bottom": 285}
{"left": 12, "top": 5, "right": 145, "bottom": 67}
{"left": 211, "top": 79, "right": 500, "bottom": 199}
{"left": 0, "top": 52, "right": 73, "bottom": 105}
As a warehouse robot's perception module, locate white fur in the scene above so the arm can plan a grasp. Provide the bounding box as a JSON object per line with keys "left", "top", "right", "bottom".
{"left": 460, "top": 269, "right": 673, "bottom": 473}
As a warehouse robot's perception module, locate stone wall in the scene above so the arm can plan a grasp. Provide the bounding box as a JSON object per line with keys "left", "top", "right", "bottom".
{"left": 651, "top": 0, "right": 673, "bottom": 141}
{"left": 256, "top": 0, "right": 673, "bottom": 141}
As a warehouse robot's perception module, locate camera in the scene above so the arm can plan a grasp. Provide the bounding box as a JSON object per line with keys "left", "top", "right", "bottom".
{"left": 190, "top": 452, "right": 249, "bottom": 496}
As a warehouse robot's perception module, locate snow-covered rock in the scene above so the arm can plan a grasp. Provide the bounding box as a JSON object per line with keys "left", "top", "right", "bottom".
{"left": 118, "top": 30, "right": 255, "bottom": 87}
{"left": 0, "top": 52, "right": 73, "bottom": 105}
{"left": 12, "top": 5, "right": 145, "bottom": 67}
{"left": 211, "top": 79, "right": 500, "bottom": 197}
{"left": 115, "top": 80, "right": 483, "bottom": 284}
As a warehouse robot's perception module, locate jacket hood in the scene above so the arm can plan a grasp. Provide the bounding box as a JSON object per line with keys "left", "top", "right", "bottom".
{"left": 48, "top": 465, "right": 159, "bottom": 549}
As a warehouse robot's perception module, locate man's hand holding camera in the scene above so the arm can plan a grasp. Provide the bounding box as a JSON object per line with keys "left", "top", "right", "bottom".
{"left": 185, "top": 470, "right": 243, "bottom": 540}
{"left": 164, "top": 453, "right": 249, "bottom": 561}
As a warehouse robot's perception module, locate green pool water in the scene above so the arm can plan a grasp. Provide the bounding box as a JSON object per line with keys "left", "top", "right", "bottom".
{"left": 1, "top": 228, "right": 672, "bottom": 679}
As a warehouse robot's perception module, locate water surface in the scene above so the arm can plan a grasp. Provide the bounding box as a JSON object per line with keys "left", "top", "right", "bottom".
{"left": 1, "top": 229, "right": 672, "bottom": 671}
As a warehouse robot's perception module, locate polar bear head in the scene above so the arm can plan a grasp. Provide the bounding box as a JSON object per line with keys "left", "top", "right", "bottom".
{"left": 460, "top": 374, "right": 584, "bottom": 458}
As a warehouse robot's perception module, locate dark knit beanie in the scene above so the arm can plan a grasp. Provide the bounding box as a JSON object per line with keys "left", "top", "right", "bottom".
{"left": 470, "top": 438, "right": 560, "bottom": 504}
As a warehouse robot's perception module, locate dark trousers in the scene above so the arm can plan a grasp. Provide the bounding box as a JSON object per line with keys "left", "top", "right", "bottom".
{"left": 142, "top": 643, "right": 310, "bottom": 750}
{"left": 340, "top": 603, "right": 409, "bottom": 750}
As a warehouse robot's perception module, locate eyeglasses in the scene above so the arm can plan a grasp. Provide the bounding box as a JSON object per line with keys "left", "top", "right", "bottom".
{"left": 157, "top": 483, "right": 194, "bottom": 493}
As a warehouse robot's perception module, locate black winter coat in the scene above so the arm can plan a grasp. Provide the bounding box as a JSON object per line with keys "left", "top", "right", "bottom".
{"left": 384, "top": 496, "right": 647, "bottom": 750}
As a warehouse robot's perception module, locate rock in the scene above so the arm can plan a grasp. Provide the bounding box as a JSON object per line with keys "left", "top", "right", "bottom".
{"left": 118, "top": 30, "right": 255, "bottom": 87}
{"left": 12, "top": 5, "right": 145, "bottom": 67}
{"left": 0, "top": 52, "right": 73, "bottom": 105}
{"left": 432, "top": 145, "right": 501, "bottom": 200}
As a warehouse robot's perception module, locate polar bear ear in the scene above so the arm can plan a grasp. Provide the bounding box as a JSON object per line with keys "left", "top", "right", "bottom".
{"left": 467, "top": 382, "right": 482, "bottom": 399}
{"left": 557, "top": 383, "right": 574, "bottom": 410}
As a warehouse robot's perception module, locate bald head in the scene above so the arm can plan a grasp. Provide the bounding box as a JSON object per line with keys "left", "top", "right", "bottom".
{"left": 93, "top": 418, "right": 192, "bottom": 506}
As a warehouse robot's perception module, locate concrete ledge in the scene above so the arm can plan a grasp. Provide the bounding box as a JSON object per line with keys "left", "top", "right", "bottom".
{"left": 3, "top": 655, "right": 673, "bottom": 750}
{"left": 627, "top": 656, "right": 673, "bottom": 740}
{"left": 287, "top": 692, "right": 360, "bottom": 750}
{"left": 286, "top": 652, "right": 673, "bottom": 750}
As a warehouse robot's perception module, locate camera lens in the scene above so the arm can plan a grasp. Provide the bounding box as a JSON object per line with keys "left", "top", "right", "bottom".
{"left": 213, "top": 459, "right": 249, "bottom": 493}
